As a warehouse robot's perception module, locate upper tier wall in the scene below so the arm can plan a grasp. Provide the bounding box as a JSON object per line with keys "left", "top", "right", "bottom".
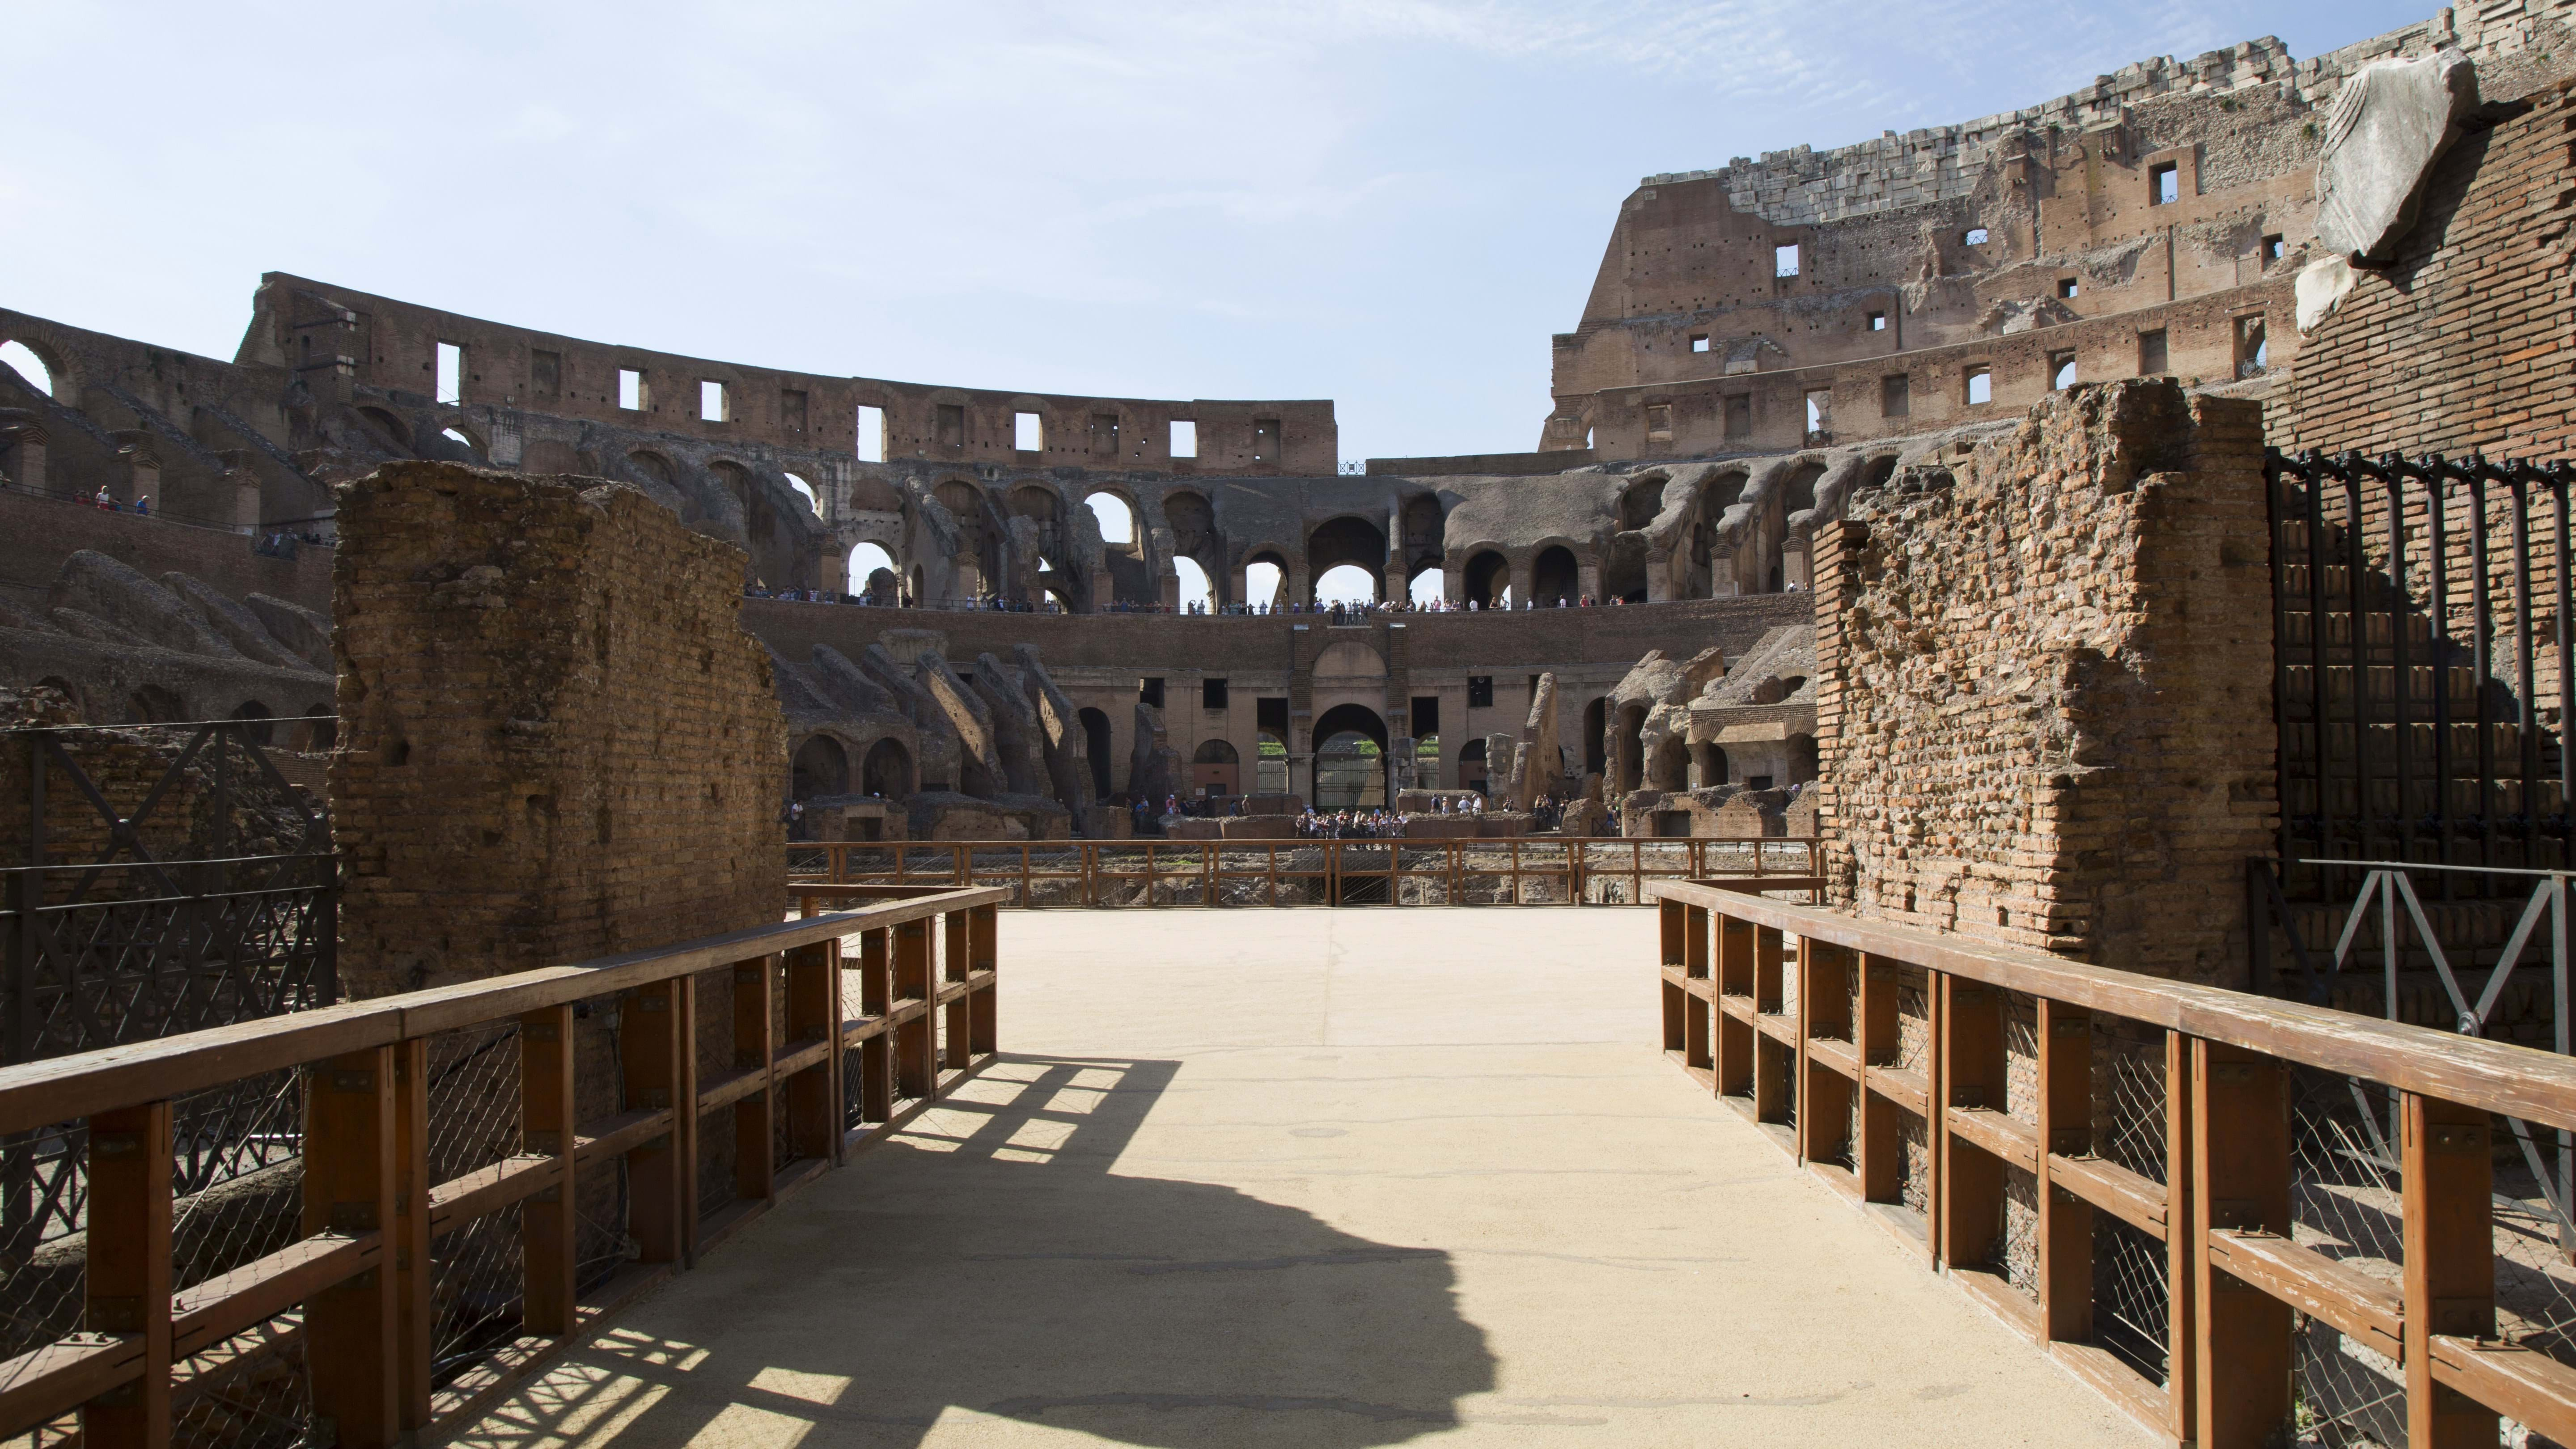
{"left": 246, "top": 273, "right": 1339, "bottom": 477}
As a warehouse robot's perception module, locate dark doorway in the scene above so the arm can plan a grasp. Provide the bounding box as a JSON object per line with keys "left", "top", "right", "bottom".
{"left": 1080, "top": 707, "right": 1114, "bottom": 798}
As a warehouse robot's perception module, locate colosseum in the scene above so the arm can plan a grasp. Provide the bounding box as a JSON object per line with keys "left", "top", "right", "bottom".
{"left": 1, "top": 1, "right": 2564, "bottom": 851}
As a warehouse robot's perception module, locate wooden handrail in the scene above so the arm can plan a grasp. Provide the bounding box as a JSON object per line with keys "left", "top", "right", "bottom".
{"left": 0, "top": 889, "right": 1005, "bottom": 1137}
{"left": 1650, "top": 878, "right": 2576, "bottom": 1135}
{"left": 0, "top": 886, "right": 1006, "bottom": 1449}
{"left": 1653, "top": 879, "right": 2576, "bottom": 1446}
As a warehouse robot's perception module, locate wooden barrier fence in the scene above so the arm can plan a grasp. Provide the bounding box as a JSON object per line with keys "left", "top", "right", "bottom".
{"left": 791, "top": 837, "right": 1821, "bottom": 907}
{"left": 1652, "top": 877, "right": 2576, "bottom": 1447}
{"left": 0, "top": 886, "right": 1004, "bottom": 1449}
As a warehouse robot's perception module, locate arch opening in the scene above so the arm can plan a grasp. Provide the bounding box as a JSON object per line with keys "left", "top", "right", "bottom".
{"left": 1305, "top": 515, "right": 1386, "bottom": 582}
{"left": 1079, "top": 708, "right": 1114, "bottom": 798}
{"left": 229, "top": 700, "right": 275, "bottom": 747}
{"left": 792, "top": 734, "right": 849, "bottom": 801}
{"left": 1255, "top": 731, "right": 1288, "bottom": 794}
{"left": 850, "top": 542, "right": 900, "bottom": 603}
{"left": 1191, "top": 737, "right": 1240, "bottom": 796}
{"left": 1246, "top": 555, "right": 1285, "bottom": 609}
{"left": 0, "top": 340, "right": 55, "bottom": 397}
{"left": 1462, "top": 550, "right": 1509, "bottom": 607}
{"left": 1313, "top": 701, "right": 1388, "bottom": 811}
{"left": 1174, "top": 556, "right": 1214, "bottom": 611}
{"left": 1407, "top": 564, "right": 1445, "bottom": 606}
{"left": 1532, "top": 545, "right": 1579, "bottom": 606}
{"left": 1084, "top": 492, "right": 1133, "bottom": 545}
{"left": 1314, "top": 564, "right": 1377, "bottom": 606}
{"left": 862, "top": 737, "right": 912, "bottom": 798}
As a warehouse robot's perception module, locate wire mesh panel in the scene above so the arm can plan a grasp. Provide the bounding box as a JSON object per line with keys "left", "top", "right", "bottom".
{"left": 1898, "top": 1110, "right": 1932, "bottom": 1216}
{"left": 0, "top": 1119, "right": 85, "bottom": 1370}
{"left": 424, "top": 1022, "right": 527, "bottom": 1385}
{"left": 898, "top": 846, "right": 964, "bottom": 882}
{"left": 1998, "top": 1164, "right": 2041, "bottom": 1300}
{"left": 2094, "top": 1213, "right": 2171, "bottom": 1384}
{"left": 171, "top": 1317, "right": 311, "bottom": 1449}
{"left": 169, "top": 1070, "right": 304, "bottom": 1296}
{"left": 2288, "top": 1068, "right": 2407, "bottom": 1446}
{"left": 2093, "top": 1019, "right": 2168, "bottom": 1184}
{"left": 2003, "top": 991, "right": 2041, "bottom": 1126}
{"left": 1893, "top": 969, "right": 1932, "bottom": 1074}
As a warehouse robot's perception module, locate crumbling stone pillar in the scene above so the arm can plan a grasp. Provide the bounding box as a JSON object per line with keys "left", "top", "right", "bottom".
{"left": 1813, "top": 381, "right": 2276, "bottom": 985}
{"left": 330, "top": 462, "right": 787, "bottom": 996}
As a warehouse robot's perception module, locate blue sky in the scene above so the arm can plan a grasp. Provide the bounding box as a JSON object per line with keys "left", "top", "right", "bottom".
{"left": 2, "top": 0, "right": 2429, "bottom": 463}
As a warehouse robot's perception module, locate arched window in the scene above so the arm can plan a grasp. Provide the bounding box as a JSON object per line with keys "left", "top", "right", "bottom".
{"left": 1246, "top": 557, "right": 1284, "bottom": 608}
{"left": 1314, "top": 564, "right": 1377, "bottom": 605}
{"left": 229, "top": 700, "right": 275, "bottom": 747}
{"left": 784, "top": 472, "right": 819, "bottom": 515}
{"left": 1532, "top": 546, "right": 1578, "bottom": 606}
{"left": 1078, "top": 708, "right": 1114, "bottom": 797}
{"left": 792, "top": 735, "right": 849, "bottom": 800}
{"left": 1085, "top": 492, "right": 1133, "bottom": 545}
{"left": 862, "top": 737, "right": 912, "bottom": 797}
{"left": 1255, "top": 732, "right": 1289, "bottom": 794}
{"left": 1407, "top": 567, "right": 1445, "bottom": 606}
{"left": 0, "top": 340, "right": 53, "bottom": 397}
{"left": 1175, "top": 557, "right": 1213, "bottom": 611}
{"left": 851, "top": 542, "right": 900, "bottom": 602}
{"left": 1463, "top": 551, "right": 1509, "bottom": 607}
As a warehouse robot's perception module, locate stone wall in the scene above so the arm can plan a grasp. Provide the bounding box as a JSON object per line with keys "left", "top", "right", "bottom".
{"left": 331, "top": 462, "right": 785, "bottom": 997}
{"left": 1814, "top": 380, "right": 2278, "bottom": 984}
{"left": 2279, "top": 80, "right": 2576, "bottom": 457}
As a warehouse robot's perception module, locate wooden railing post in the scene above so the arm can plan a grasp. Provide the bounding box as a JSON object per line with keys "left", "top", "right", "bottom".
{"left": 1855, "top": 953, "right": 1908, "bottom": 1230}
{"left": 1800, "top": 940, "right": 1854, "bottom": 1168}
{"left": 2037, "top": 1000, "right": 2093, "bottom": 1347}
{"left": 968, "top": 901, "right": 998, "bottom": 1058}
{"left": 2404, "top": 1092, "right": 2497, "bottom": 1448}
{"left": 1716, "top": 913, "right": 1754, "bottom": 1102}
{"left": 521, "top": 1004, "right": 576, "bottom": 1337}
{"left": 784, "top": 941, "right": 838, "bottom": 1165}
{"left": 734, "top": 957, "right": 776, "bottom": 1204}
{"left": 2164, "top": 1028, "right": 2196, "bottom": 1437}
{"left": 81, "top": 1099, "right": 170, "bottom": 1449}
{"left": 859, "top": 928, "right": 893, "bottom": 1124}
{"left": 2190, "top": 1039, "right": 2292, "bottom": 1449}
{"left": 621, "top": 979, "right": 689, "bottom": 1267}
{"left": 390, "top": 1039, "right": 431, "bottom": 1431}
{"left": 1751, "top": 926, "right": 1789, "bottom": 1124}
{"left": 304, "top": 1046, "right": 397, "bottom": 1449}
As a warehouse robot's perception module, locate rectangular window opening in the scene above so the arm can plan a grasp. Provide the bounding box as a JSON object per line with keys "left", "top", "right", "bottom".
{"left": 618, "top": 368, "right": 645, "bottom": 411}
{"left": 856, "top": 404, "right": 886, "bottom": 461}
{"left": 2262, "top": 233, "right": 2285, "bottom": 264}
{"left": 699, "top": 379, "right": 729, "bottom": 423}
{"left": 1644, "top": 403, "right": 1674, "bottom": 441}
{"left": 435, "top": 341, "right": 463, "bottom": 405}
{"left": 1014, "top": 411, "right": 1043, "bottom": 452}
{"left": 1965, "top": 365, "right": 1992, "bottom": 406}
{"left": 1467, "top": 676, "right": 1494, "bottom": 708}
{"left": 1203, "top": 678, "right": 1229, "bottom": 711}
{"left": 1139, "top": 677, "right": 1165, "bottom": 709}
{"left": 780, "top": 389, "right": 807, "bottom": 433}
{"left": 1689, "top": 334, "right": 1710, "bottom": 353}
{"left": 2138, "top": 328, "right": 2170, "bottom": 376}
{"left": 2057, "top": 277, "right": 2079, "bottom": 300}
{"left": 1256, "top": 696, "right": 1288, "bottom": 732}
{"left": 1723, "top": 394, "right": 1752, "bottom": 440}
{"left": 1963, "top": 227, "right": 1989, "bottom": 246}
{"left": 1881, "top": 374, "right": 1910, "bottom": 419}
{"left": 1410, "top": 695, "right": 1440, "bottom": 737}
{"left": 2050, "top": 352, "right": 2077, "bottom": 390}
{"left": 1867, "top": 311, "right": 1887, "bottom": 332}
{"left": 1170, "top": 419, "right": 1198, "bottom": 458}
{"left": 936, "top": 403, "right": 966, "bottom": 448}
{"left": 1803, "top": 389, "right": 1831, "bottom": 442}
{"left": 1774, "top": 243, "right": 1800, "bottom": 278}
{"left": 2149, "top": 161, "right": 2179, "bottom": 206}
{"left": 530, "top": 348, "right": 561, "bottom": 401}
{"left": 1253, "top": 418, "right": 1281, "bottom": 463}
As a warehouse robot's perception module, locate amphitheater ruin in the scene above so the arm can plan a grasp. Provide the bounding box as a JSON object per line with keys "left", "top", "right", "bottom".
{"left": 18, "top": 1, "right": 2576, "bottom": 1445}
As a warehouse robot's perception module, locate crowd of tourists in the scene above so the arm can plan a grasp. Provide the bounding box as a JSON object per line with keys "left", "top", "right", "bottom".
{"left": 734, "top": 586, "right": 1688, "bottom": 616}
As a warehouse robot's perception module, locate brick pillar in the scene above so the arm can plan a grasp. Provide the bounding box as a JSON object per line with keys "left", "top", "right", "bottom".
{"left": 330, "top": 461, "right": 787, "bottom": 997}
{"left": 1818, "top": 380, "right": 2277, "bottom": 985}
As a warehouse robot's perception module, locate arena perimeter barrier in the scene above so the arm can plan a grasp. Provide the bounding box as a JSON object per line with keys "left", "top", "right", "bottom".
{"left": 790, "top": 837, "right": 1822, "bottom": 907}
{"left": 1651, "top": 877, "right": 2576, "bottom": 1448}
{"left": 0, "top": 886, "right": 1003, "bottom": 1449}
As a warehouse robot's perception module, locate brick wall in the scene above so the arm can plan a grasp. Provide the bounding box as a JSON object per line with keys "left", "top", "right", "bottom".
{"left": 2279, "top": 81, "right": 2576, "bottom": 458}
{"left": 1815, "top": 380, "right": 2278, "bottom": 984}
{"left": 330, "top": 462, "right": 785, "bottom": 997}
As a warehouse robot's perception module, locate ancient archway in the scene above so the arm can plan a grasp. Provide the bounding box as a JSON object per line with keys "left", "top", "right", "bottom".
{"left": 1532, "top": 545, "right": 1579, "bottom": 606}
{"left": 792, "top": 734, "right": 849, "bottom": 800}
{"left": 1079, "top": 708, "right": 1114, "bottom": 798}
{"left": 1191, "top": 738, "right": 1240, "bottom": 796}
{"left": 1311, "top": 702, "right": 1388, "bottom": 810}
{"left": 863, "top": 737, "right": 912, "bottom": 798}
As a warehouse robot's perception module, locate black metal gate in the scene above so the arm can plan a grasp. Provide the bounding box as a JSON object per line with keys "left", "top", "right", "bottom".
{"left": 3, "top": 716, "right": 338, "bottom": 1064}
{"left": 2263, "top": 449, "right": 2572, "bottom": 902}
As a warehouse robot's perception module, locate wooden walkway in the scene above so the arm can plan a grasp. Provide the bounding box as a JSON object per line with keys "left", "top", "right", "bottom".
{"left": 441, "top": 909, "right": 2145, "bottom": 1449}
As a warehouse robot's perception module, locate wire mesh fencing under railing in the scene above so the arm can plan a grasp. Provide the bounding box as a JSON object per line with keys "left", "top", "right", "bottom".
{"left": 0, "top": 887, "right": 1002, "bottom": 1449}
{"left": 1658, "top": 876, "right": 2576, "bottom": 1448}
{"left": 788, "top": 837, "right": 1822, "bottom": 908}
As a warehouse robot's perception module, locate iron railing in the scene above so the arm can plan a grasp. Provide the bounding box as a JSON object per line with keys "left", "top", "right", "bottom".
{"left": 788, "top": 836, "right": 1822, "bottom": 907}
{"left": 2265, "top": 449, "right": 2572, "bottom": 903}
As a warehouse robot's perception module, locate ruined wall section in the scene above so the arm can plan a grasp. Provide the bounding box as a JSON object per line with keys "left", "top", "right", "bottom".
{"left": 330, "top": 462, "right": 784, "bottom": 997}
{"left": 1814, "top": 381, "right": 2276, "bottom": 983}
{"left": 2279, "top": 81, "right": 2576, "bottom": 457}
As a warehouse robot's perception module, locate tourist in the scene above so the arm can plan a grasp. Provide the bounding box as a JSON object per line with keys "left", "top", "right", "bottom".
{"left": 93, "top": 486, "right": 113, "bottom": 510}
{"left": 133, "top": 495, "right": 150, "bottom": 517}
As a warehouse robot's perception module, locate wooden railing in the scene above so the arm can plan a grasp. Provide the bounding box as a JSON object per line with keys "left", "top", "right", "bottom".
{"left": 790, "top": 837, "right": 1821, "bottom": 907}
{"left": 1651, "top": 878, "right": 2576, "bottom": 1448}
{"left": 0, "top": 886, "right": 1003, "bottom": 1449}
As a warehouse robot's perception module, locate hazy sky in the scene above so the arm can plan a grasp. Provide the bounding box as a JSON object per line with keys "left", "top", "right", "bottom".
{"left": 3, "top": 0, "right": 2428, "bottom": 463}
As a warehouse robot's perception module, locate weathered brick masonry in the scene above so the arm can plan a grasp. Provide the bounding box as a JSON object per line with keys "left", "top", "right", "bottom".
{"left": 2279, "top": 80, "right": 2576, "bottom": 459}
{"left": 330, "top": 462, "right": 784, "bottom": 997}
{"left": 1814, "top": 381, "right": 2278, "bottom": 985}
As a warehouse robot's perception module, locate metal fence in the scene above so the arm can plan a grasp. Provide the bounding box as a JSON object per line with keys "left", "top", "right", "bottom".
{"left": 2265, "top": 449, "right": 2572, "bottom": 903}
{"left": 787, "top": 836, "right": 1823, "bottom": 907}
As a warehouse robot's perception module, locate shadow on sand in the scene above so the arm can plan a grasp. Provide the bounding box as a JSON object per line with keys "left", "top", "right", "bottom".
{"left": 447, "top": 1053, "right": 1496, "bottom": 1449}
